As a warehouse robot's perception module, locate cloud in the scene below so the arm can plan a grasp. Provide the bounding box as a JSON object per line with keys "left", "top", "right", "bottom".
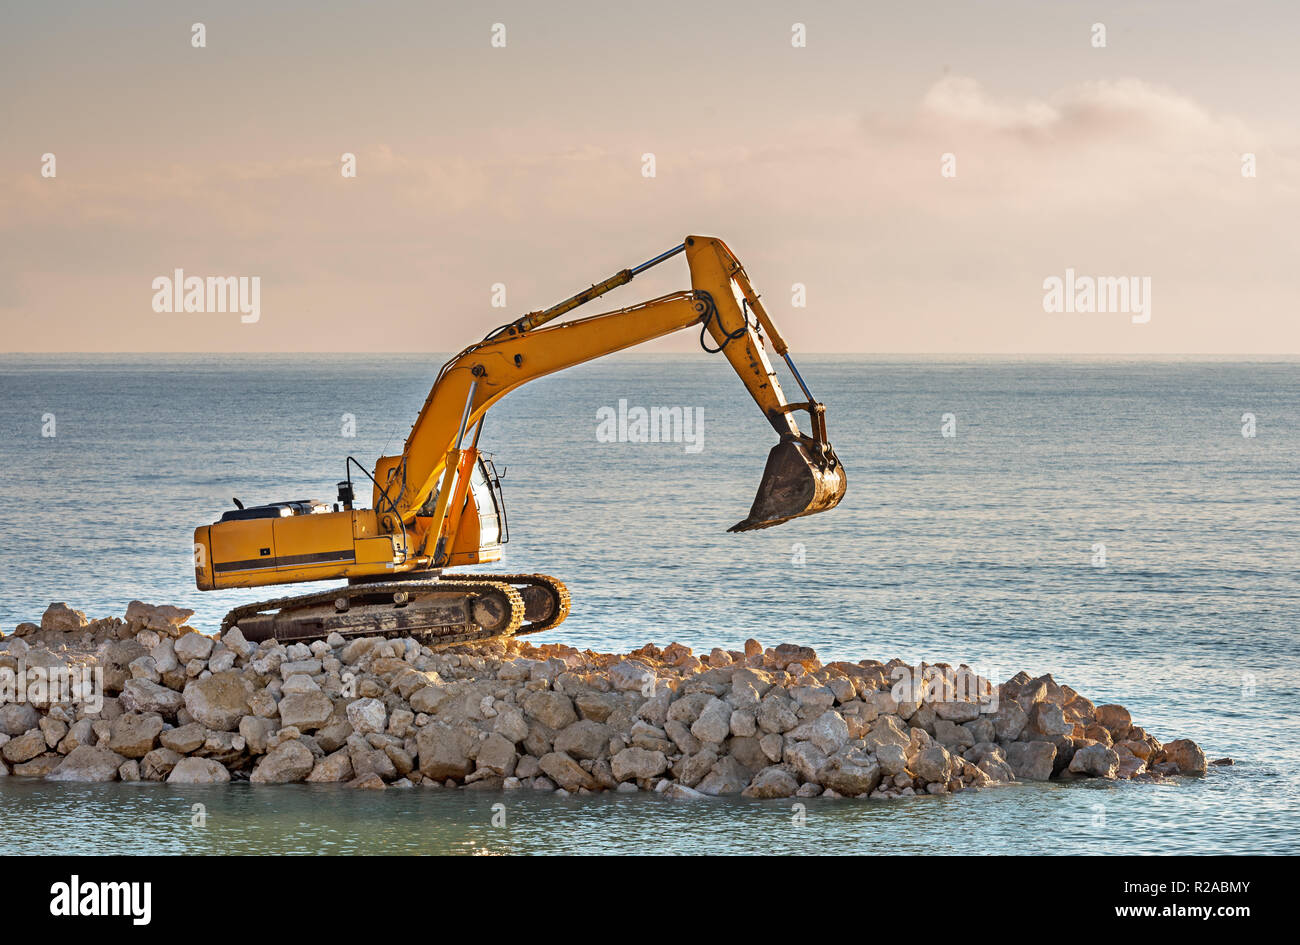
{"left": 1, "top": 75, "right": 1295, "bottom": 351}
{"left": 915, "top": 75, "right": 1241, "bottom": 143}
{"left": 920, "top": 75, "right": 1060, "bottom": 134}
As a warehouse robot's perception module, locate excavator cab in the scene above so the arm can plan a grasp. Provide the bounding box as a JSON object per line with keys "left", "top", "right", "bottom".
{"left": 439, "top": 453, "right": 508, "bottom": 564}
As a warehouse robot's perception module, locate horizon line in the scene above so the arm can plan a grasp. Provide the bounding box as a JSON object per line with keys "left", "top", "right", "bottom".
{"left": 3, "top": 351, "right": 1300, "bottom": 360}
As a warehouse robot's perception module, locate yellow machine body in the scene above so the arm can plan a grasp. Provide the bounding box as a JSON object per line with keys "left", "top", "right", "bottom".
{"left": 195, "top": 454, "right": 504, "bottom": 591}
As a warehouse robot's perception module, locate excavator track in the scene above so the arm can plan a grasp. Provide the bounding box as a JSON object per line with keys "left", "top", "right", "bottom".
{"left": 436, "top": 573, "right": 570, "bottom": 637}
{"left": 219, "top": 579, "right": 525, "bottom": 649}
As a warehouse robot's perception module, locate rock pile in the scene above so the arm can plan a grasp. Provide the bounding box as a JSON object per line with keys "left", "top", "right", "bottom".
{"left": 0, "top": 602, "right": 1209, "bottom": 797}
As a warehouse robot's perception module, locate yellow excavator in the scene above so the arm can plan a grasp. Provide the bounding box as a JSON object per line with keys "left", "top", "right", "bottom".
{"left": 193, "top": 236, "right": 847, "bottom": 645}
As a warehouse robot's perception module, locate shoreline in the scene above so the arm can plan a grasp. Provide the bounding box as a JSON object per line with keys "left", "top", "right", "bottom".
{"left": 1, "top": 602, "right": 1213, "bottom": 798}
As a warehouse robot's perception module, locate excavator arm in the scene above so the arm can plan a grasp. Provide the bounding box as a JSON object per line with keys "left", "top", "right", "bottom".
{"left": 371, "top": 235, "right": 845, "bottom": 565}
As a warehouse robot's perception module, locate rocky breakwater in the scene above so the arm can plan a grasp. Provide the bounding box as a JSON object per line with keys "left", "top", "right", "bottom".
{"left": 0, "top": 602, "right": 1211, "bottom": 797}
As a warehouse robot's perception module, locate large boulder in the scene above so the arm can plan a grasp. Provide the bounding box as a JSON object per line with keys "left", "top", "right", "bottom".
{"left": 729, "top": 709, "right": 757, "bottom": 738}
{"left": 120, "top": 679, "right": 184, "bottom": 718}
{"left": 790, "top": 684, "right": 835, "bottom": 716}
{"left": 727, "top": 735, "right": 769, "bottom": 774}
{"left": 174, "top": 632, "right": 214, "bottom": 663}
{"left": 1095, "top": 704, "right": 1132, "bottom": 735}
{"left": 808, "top": 710, "right": 850, "bottom": 754}
{"left": 608, "top": 660, "right": 655, "bottom": 692}
{"left": 277, "top": 691, "right": 334, "bottom": 732}
{"left": 0, "top": 703, "right": 40, "bottom": 737}
{"left": 727, "top": 667, "right": 772, "bottom": 709}
{"left": 1157, "top": 739, "right": 1207, "bottom": 775}
{"left": 99, "top": 639, "right": 148, "bottom": 693}
{"left": 770, "top": 643, "right": 817, "bottom": 670}
{"left": 345, "top": 698, "right": 387, "bottom": 735}
{"left": 934, "top": 719, "right": 975, "bottom": 750}
{"left": 1006, "top": 741, "right": 1056, "bottom": 781}
{"left": 1068, "top": 743, "right": 1120, "bottom": 779}
{"left": 126, "top": 601, "right": 195, "bottom": 633}
{"left": 1044, "top": 733, "right": 1077, "bottom": 776}
{"left": 108, "top": 713, "right": 164, "bottom": 758}
{"left": 141, "top": 748, "right": 182, "bottom": 781}
{"left": 1027, "top": 702, "right": 1072, "bottom": 737}
{"left": 610, "top": 746, "right": 669, "bottom": 782}
{"left": 167, "top": 757, "right": 231, "bottom": 784}
{"left": 629, "top": 720, "right": 673, "bottom": 754}
{"left": 59, "top": 718, "right": 94, "bottom": 754}
{"left": 40, "top": 717, "right": 68, "bottom": 749}
{"left": 696, "top": 755, "right": 752, "bottom": 796}
{"left": 991, "top": 699, "right": 1028, "bottom": 742}
{"left": 416, "top": 723, "right": 474, "bottom": 780}
{"left": 149, "top": 639, "right": 179, "bottom": 674}
{"left": 876, "top": 743, "right": 908, "bottom": 777}
{"left": 965, "top": 717, "right": 996, "bottom": 745}
{"left": 183, "top": 671, "right": 251, "bottom": 731}
{"left": 218, "top": 627, "right": 254, "bottom": 659}
{"left": 864, "top": 715, "right": 911, "bottom": 753}
{"left": 934, "top": 699, "right": 981, "bottom": 723}
{"left": 488, "top": 707, "right": 527, "bottom": 748}
{"left": 539, "top": 751, "right": 598, "bottom": 792}
{"left": 475, "top": 733, "right": 518, "bottom": 777}
{"left": 348, "top": 739, "right": 397, "bottom": 781}
{"left": 41, "top": 603, "right": 88, "bottom": 632}
{"left": 159, "top": 722, "right": 206, "bottom": 754}
{"left": 783, "top": 741, "right": 829, "bottom": 782}
{"left": 755, "top": 693, "right": 798, "bottom": 734}
{"left": 742, "top": 766, "right": 799, "bottom": 798}
{"left": 978, "top": 751, "right": 1017, "bottom": 782}
{"left": 239, "top": 715, "right": 274, "bottom": 755}
{"left": 46, "top": 745, "right": 126, "bottom": 782}
{"left": 673, "top": 747, "right": 718, "bottom": 786}
{"left": 523, "top": 691, "right": 577, "bottom": 730}
{"left": 409, "top": 685, "right": 452, "bottom": 715}
{"left": 278, "top": 658, "right": 323, "bottom": 679}
{"left": 573, "top": 692, "right": 619, "bottom": 723}
{"left": 553, "top": 720, "right": 610, "bottom": 760}
{"left": 306, "top": 750, "right": 354, "bottom": 782}
{"left": 912, "top": 745, "right": 953, "bottom": 784}
{"left": 13, "top": 753, "right": 63, "bottom": 777}
{"left": 2, "top": 730, "right": 48, "bottom": 764}
{"left": 1113, "top": 744, "right": 1147, "bottom": 779}
{"left": 689, "top": 697, "right": 732, "bottom": 744}
{"left": 818, "top": 749, "right": 882, "bottom": 796}
{"left": 250, "top": 740, "right": 315, "bottom": 784}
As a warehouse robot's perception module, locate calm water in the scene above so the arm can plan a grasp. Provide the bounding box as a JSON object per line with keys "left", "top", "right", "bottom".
{"left": 1, "top": 355, "right": 1297, "bottom": 854}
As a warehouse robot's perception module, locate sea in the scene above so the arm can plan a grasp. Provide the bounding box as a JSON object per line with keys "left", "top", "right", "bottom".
{"left": 1, "top": 355, "right": 1296, "bottom": 854}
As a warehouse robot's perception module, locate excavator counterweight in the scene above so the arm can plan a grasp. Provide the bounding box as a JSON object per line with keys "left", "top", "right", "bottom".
{"left": 194, "top": 236, "right": 846, "bottom": 647}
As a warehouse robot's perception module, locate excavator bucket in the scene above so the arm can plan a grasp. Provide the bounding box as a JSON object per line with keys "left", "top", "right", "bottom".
{"left": 729, "top": 435, "right": 847, "bottom": 532}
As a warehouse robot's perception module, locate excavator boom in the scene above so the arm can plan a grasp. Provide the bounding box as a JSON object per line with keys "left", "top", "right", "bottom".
{"left": 378, "top": 235, "right": 845, "bottom": 538}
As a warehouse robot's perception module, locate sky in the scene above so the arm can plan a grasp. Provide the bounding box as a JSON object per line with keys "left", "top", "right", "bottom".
{"left": 1, "top": 0, "right": 1297, "bottom": 354}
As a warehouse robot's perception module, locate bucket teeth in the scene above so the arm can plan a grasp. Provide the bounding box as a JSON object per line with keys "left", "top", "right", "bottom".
{"left": 729, "top": 436, "right": 847, "bottom": 532}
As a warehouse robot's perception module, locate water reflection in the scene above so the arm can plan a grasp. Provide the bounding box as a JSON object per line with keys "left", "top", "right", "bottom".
{"left": 1, "top": 763, "right": 1285, "bottom": 856}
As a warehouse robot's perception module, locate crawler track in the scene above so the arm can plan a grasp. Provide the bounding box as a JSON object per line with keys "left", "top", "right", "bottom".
{"left": 220, "top": 579, "right": 524, "bottom": 649}
{"left": 437, "top": 572, "right": 570, "bottom": 637}
{"left": 218, "top": 573, "right": 568, "bottom": 649}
